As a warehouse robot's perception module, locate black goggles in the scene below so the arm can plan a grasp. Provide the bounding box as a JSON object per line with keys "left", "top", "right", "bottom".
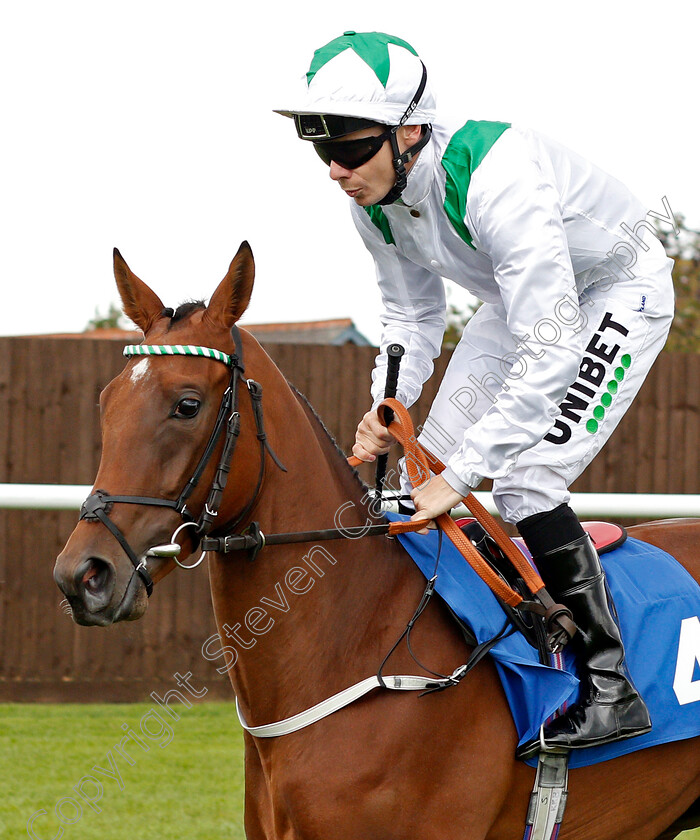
{"left": 312, "top": 127, "right": 395, "bottom": 170}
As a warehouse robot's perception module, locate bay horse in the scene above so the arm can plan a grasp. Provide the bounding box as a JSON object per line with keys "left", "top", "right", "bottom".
{"left": 55, "top": 243, "right": 700, "bottom": 840}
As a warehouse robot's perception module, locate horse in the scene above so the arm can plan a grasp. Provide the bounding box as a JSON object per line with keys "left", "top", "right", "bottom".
{"left": 55, "top": 242, "right": 700, "bottom": 840}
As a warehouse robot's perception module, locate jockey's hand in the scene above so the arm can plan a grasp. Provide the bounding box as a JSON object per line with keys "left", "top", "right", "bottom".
{"left": 410, "top": 474, "right": 463, "bottom": 535}
{"left": 352, "top": 410, "right": 396, "bottom": 462}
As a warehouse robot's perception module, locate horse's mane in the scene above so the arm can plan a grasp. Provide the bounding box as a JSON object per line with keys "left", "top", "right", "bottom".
{"left": 289, "top": 384, "right": 371, "bottom": 500}
{"left": 162, "top": 301, "right": 206, "bottom": 325}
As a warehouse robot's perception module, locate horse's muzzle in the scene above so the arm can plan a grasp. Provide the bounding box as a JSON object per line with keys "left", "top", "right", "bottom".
{"left": 53, "top": 552, "right": 116, "bottom": 622}
{"left": 54, "top": 533, "right": 151, "bottom": 625}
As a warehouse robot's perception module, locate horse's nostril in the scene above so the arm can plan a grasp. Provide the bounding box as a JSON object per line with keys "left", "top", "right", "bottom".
{"left": 79, "top": 558, "right": 114, "bottom": 599}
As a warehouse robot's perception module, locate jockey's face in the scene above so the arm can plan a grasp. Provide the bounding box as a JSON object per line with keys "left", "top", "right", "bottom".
{"left": 326, "top": 125, "right": 422, "bottom": 207}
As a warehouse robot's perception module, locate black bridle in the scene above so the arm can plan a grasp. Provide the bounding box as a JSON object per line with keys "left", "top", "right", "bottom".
{"left": 79, "top": 325, "right": 285, "bottom": 597}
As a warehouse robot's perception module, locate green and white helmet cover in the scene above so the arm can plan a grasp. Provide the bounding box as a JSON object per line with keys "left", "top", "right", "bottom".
{"left": 275, "top": 31, "right": 436, "bottom": 127}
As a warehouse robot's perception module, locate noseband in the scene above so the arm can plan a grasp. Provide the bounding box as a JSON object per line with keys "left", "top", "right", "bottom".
{"left": 79, "top": 325, "right": 285, "bottom": 597}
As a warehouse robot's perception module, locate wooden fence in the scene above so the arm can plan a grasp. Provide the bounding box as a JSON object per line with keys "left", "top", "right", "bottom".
{"left": 0, "top": 336, "right": 698, "bottom": 701}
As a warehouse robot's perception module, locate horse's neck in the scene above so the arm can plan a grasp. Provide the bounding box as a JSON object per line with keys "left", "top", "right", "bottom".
{"left": 207, "top": 372, "right": 418, "bottom": 725}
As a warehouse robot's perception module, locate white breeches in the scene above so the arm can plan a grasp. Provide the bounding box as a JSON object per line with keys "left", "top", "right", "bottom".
{"left": 410, "top": 243, "right": 674, "bottom": 523}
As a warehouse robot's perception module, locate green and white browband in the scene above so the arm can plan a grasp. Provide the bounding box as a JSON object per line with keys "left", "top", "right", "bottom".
{"left": 123, "top": 344, "right": 232, "bottom": 367}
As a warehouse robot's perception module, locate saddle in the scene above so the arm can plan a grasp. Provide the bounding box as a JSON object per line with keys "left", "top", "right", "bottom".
{"left": 451, "top": 518, "right": 627, "bottom": 660}
{"left": 458, "top": 518, "right": 626, "bottom": 559}
{"left": 388, "top": 508, "right": 700, "bottom": 770}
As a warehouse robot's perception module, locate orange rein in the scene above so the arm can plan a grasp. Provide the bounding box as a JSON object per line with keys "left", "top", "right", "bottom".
{"left": 348, "top": 398, "right": 549, "bottom": 610}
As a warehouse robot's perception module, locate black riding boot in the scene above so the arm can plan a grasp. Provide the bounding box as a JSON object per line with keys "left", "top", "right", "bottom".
{"left": 516, "top": 534, "right": 651, "bottom": 760}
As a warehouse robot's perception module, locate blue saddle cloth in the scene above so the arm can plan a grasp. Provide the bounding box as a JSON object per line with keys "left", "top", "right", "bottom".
{"left": 387, "top": 513, "right": 700, "bottom": 768}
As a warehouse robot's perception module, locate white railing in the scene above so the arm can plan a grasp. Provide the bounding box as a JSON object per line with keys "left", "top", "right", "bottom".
{"left": 0, "top": 484, "right": 92, "bottom": 510}
{"left": 0, "top": 484, "right": 698, "bottom": 518}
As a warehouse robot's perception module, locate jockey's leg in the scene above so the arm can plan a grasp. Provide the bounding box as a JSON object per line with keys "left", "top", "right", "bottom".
{"left": 399, "top": 241, "right": 672, "bottom": 758}
{"left": 514, "top": 503, "right": 651, "bottom": 759}
{"left": 398, "top": 301, "right": 512, "bottom": 508}
{"left": 495, "top": 246, "right": 673, "bottom": 758}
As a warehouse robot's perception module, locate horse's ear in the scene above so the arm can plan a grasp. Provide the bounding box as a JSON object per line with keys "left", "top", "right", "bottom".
{"left": 204, "top": 241, "right": 255, "bottom": 330}
{"left": 113, "top": 248, "right": 166, "bottom": 334}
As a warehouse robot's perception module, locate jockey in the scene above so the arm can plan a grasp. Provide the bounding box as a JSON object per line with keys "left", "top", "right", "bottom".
{"left": 276, "top": 31, "right": 673, "bottom": 759}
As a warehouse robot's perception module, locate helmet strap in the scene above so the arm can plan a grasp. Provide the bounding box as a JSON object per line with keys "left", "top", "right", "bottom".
{"left": 373, "top": 60, "right": 432, "bottom": 206}
{"left": 375, "top": 124, "right": 433, "bottom": 206}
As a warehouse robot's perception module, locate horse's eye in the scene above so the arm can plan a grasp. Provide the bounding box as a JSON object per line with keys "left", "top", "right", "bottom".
{"left": 174, "top": 398, "right": 201, "bottom": 418}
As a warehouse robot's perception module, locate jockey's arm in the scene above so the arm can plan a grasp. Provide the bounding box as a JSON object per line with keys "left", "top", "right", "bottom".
{"left": 351, "top": 203, "right": 447, "bottom": 413}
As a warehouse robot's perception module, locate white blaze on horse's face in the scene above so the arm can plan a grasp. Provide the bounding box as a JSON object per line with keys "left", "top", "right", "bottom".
{"left": 129, "top": 357, "right": 151, "bottom": 384}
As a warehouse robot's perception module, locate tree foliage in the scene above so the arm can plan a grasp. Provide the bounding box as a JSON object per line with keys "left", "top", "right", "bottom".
{"left": 656, "top": 215, "right": 700, "bottom": 352}
{"left": 443, "top": 300, "right": 479, "bottom": 348}
{"left": 442, "top": 288, "right": 480, "bottom": 348}
{"left": 85, "top": 302, "right": 127, "bottom": 332}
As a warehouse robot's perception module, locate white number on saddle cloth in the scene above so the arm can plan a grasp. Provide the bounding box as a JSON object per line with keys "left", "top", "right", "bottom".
{"left": 673, "top": 617, "right": 700, "bottom": 705}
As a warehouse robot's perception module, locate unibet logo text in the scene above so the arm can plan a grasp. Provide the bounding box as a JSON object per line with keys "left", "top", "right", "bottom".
{"left": 545, "top": 311, "right": 630, "bottom": 445}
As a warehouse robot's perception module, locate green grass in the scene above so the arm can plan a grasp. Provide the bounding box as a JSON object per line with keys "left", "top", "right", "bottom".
{"left": 0, "top": 703, "right": 245, "bottom": 839}
{"left": 3, "top": 703, "right": 700, "bottom": 839}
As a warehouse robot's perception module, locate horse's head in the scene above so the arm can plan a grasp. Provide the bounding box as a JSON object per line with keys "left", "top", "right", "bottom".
{"left": 54, "top": 242, "right": 263, "bottom": 625}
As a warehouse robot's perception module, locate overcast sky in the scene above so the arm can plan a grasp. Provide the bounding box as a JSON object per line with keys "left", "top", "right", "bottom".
{"left": 2, "top": 1, "right": 697, "bottom": 344}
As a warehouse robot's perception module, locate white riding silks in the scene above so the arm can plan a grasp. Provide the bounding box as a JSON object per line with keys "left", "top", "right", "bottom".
{"left": 357, "top": 123, "right": 674, "bottom": 521}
